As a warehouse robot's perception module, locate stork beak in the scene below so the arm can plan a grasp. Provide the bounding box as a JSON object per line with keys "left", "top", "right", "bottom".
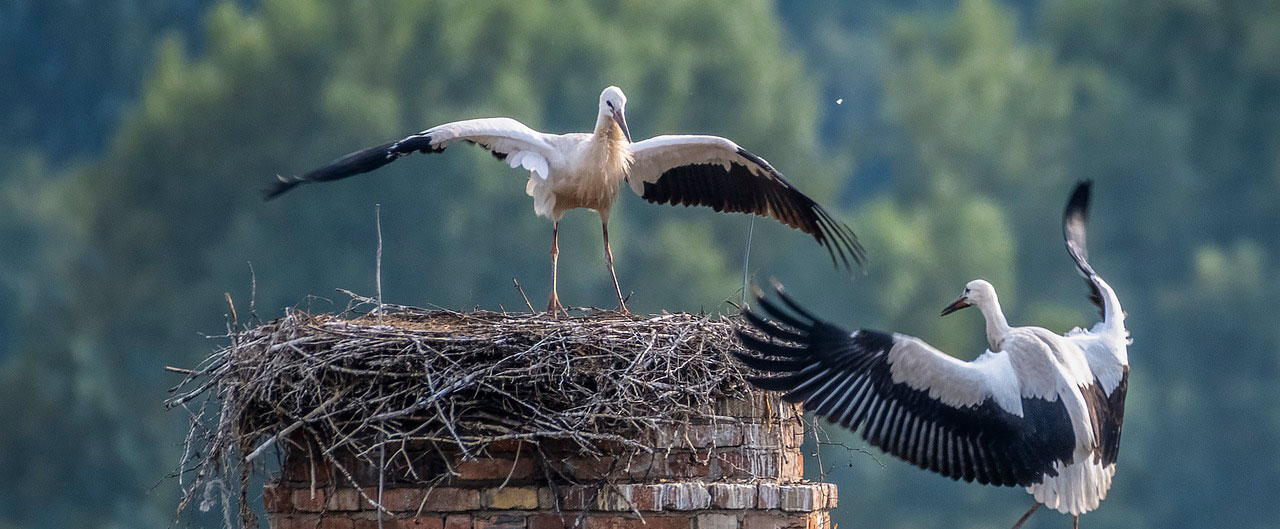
{"left": 612, "top": 107, "right": 632, "bottom": 143}
{"left": 940, "top": 297, "right": 971, "bottom": 317}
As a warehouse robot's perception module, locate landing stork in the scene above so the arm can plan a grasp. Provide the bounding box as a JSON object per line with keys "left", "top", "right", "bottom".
{"left": 734, "top": 182, "right": 1129, "bottom": 528}
{"left": 267, "top": 86, "right": 862, "bottom": 316}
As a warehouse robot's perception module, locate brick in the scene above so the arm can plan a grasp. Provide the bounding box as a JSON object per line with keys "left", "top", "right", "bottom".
{"left": 326, "top": 488, "right": 362, "bottom": 511}
{"left": 474, "top": 514, "right": 528, "bottom": 529}
{"left": 756, "top": 484, "right": 779, "bottom": 510}
{"left": 709, "top": 484, "right": 755, "bottom": 510}
{"left": 539, "top": 486, "right": 599, "bottom": 510}
{"left": 381, "top": 488, "right": 481, "bottom": 512}
{"left": 779, "top": 485, "right": 818, "bottom": 512}
{"left": 740, "top": 422, "right": 804, "bottom": 449}
{"left": 317, "top": 516, "right": 355, "bottom": 529}
{"left": 264, "top": 484, "right": 291, "bottom": 513}
{"left": 650, "top": 453, "right": 714, "bottom": 480}
{"left": 742, "top": 514, "right": 807, "bottom": 529}
{"left": 354, "top": 517, "right": 445, "bottom": 529}
{"left": 457, "top": 457, "right": 535, "bottom": 482}
{"left": 585, "top": 515, "right": 689, "bottom": 529}
{"left": 269, "top": 515, "right": 311, "bottom": 529}
{"left": 485, "top": 487, "right": 540, "bottom": 510}
{"left": 820, "top": 483, "right": 838, "bottom": 509}
{"left": 694, "top": 513, "right": 737, "bottom": 529}
{"left": 805, "top": 512, "right": 830, "bottom": 529}
{"left": 444, "top": 515, "right": 472, "bottom": 529}
{"left": 658, "top": 483, "right": 711, "bottom": 511}
{"left": 527, "top": 514, "right": 575, "bottom": 529}
{"left": 293, "top": 488, "right": 327, "bottom": 512}
{"left": 598, "top": 484, "right": 661, "bottom": 512}
{"left": 652, "top": 424, "right": 743, "bottom": 449}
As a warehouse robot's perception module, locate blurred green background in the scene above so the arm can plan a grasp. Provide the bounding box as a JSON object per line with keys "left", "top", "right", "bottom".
{"left": 1, "top": 0, "right": 1277, "bottom": 527}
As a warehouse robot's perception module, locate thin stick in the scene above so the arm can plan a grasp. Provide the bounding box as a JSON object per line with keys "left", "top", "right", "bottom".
{"left": 375, "top": 204, "right": 384, "bottom": 323}
{"left": 377, "top": 434, "right": 386, "bottom": 529}
{"left": 741, "top": 215, "right": 756, "bottom": 307}
{"left": 513, "top": 279, "right": 535, "bottom": 313}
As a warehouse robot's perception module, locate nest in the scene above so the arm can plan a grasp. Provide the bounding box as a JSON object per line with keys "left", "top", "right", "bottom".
{"left": 167, "top": 297, "right": 752, "bottom": 526}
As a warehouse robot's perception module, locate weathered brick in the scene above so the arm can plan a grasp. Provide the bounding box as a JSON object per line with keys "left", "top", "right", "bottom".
{"left": 474, "top": 514, "right": 528, "bottom": 529}
{"left": 293, "top": 488, "right": 327, "bottom": 512}
{"left": 317, "top": 516, "right": 356, "bottom": 529}
{"left": 650, "top": 453, "right": 713, "bottom": 479}
{"left": 658, "top": 483, "right": 711, "bottom": 511}
{"left": 484, "top": 487, "right": 540, "bottom": 510}
{"left": 820, "top": 483, "right": 838, "bottom": 509}
{"left": 652, "top": 424, "right": 743, "bottom": 449}
{"left": 381, "top": 488, "right": 481, "bottom": 512}
{"left": 457, "top": 457, "right": 535, "bottom": 482}
{"left": 353, "top": 517, "right": 445, "bottom": 529}
{"left": 538, "top": 485, "right": 599, "bottom": 510}
{"left": 527, "top": 514, "right": 575, "bottom": 529}
{"left": 444, "top": 514, "right": 472, "bottom": 529}
{"left": 585, "top": 515, "right": 689, "bottom": 529}
{"left": 742, "top": 513, "right": 807, "bottom": 529}
{"left": 709, "top": 483, "right": 756, "bottom": 510}
{"left": 805, "top": 512, "right": 830, "bottom": 529}
{"left": 264, "top": 484, "right": 291, "bottom": 513}
{"left": 778, "top": 485, "right": 818, "bottom": 512}
{"left": 598, "top": 484, "right": 662, "bottom": 512}
{"left": 755, "top": 484, "right": 779, "bottom": 510}
{"left": 326, "top": 488, "right": 362, "bottom": 511}
{"left": 694, "top": 513, "right": 737, "bottom": 529}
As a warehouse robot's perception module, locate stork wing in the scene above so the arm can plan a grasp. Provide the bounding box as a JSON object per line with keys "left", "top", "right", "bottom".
{"left": 265, "top": 118, "right": 557, "bottom": 199}
{"left": 1062, "top": 180, "right": 1127, "bottom": 446}
{"left": 1063, "top": 181, "right": 1107, "bottom": 319}
{"left": 735, "top": 285, "right": 1076, "bottom": 487}
{"left": 627, "top": 135, "right": 864, "bottom": 270}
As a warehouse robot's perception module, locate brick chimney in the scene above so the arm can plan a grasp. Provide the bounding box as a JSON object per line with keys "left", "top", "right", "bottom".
{"left": 263, "top": 392, "right": 836, "bottom": 529}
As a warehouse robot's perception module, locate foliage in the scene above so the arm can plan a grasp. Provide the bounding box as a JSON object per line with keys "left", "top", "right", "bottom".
{"left": 1, "top": 0, "right": 1279, "bottom": 527}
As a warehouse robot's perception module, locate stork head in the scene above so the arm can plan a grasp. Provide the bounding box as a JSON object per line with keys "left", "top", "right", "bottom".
{"left": 941, "top": 279, "right": 997, "bottom": 316}
{"left": 599, "top": 86, "right": 631, "bottom": 142}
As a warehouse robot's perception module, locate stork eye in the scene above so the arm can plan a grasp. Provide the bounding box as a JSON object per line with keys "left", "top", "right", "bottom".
{"left": 606, "top": 101, "right": 614, "bottom": 109}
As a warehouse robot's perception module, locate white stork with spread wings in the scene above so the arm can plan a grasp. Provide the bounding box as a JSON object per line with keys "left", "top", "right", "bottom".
{"left": 267, "top": 86, "right": 862, "bottom": 316}
{"left": 735, "top": 182, "right": 1129, "bottom": 529}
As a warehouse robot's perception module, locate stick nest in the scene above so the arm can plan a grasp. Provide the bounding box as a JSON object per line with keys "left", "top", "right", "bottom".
{"left": 167, "top": 299, "right": 751, "bottom": 524}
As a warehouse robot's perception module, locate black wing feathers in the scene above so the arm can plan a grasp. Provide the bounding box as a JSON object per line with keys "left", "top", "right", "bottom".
{"left": 735, "top": 285, "right": 1077, "bottom": 488}
{"left": 639, "top": 148, "right": 865, "bottom": 271}
{"left": 264, "top": 134, "right": 443, "bottom": 200}
{"left": 1063, "top": 180, "right": 1105, "bottom": 318}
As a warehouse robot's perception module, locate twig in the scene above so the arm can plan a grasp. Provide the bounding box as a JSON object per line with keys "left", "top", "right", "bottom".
{"left": 513, "top": 278, "right": 535, "bottom": 313}
{"left": 375, "top": 204, "right": 384, "bottom": 323}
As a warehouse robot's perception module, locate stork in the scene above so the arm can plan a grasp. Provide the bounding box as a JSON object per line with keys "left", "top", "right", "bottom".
{"left": 267, "top": 86, "right": 862, "bottom": 316}
{"left": 734, "top": 182, "right": 1129, "bottom": 528}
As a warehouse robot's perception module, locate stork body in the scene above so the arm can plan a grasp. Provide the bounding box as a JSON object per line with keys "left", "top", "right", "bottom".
{"left": 268, "top": 86, "right": 862, "bottom": 316}
{"left": 735, "top": 183, "right": 1128, "bottom": 528}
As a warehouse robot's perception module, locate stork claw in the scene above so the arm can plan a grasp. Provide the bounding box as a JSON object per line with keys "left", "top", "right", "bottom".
{"left": 546, "top": 296, "right": 569, "bottom": 319}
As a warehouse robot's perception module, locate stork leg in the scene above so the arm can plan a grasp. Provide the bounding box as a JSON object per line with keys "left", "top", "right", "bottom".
{"left": 1073, "top": 515, "right": 1079, "bottom": 529}
{"left": 547, "top": 221, "right": 567, "bottom": 318}
{"left": 601, "top": 219, "right": 629, "bottom": 315}
{"left": 1009, "top": 502, "right": 1041, "bottom": 529}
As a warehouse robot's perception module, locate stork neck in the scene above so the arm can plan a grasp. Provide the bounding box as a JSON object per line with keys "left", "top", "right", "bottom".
{"left": 593, "top": 112, "right": 626, "bottom": 143}
{"left": 978, "top": 297, "right": 1012, "bottom": 351}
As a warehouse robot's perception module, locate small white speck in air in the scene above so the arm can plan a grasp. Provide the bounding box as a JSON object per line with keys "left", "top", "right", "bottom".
{"left": 836, "top": 98, "right": 844, "bottom": 105}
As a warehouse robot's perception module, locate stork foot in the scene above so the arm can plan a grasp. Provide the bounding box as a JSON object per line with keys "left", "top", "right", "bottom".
{"left": 546, "top": 296, "right": 569, "bottom": 319}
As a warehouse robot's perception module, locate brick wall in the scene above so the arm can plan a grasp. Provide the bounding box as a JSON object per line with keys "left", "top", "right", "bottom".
{"left": 263, "top": 392, "right": 836, "bottom": 529}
